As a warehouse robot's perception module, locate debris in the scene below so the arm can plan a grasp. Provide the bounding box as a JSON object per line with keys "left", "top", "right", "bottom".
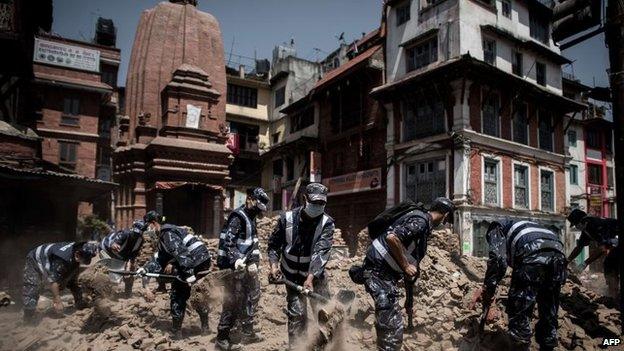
{"left": 0, "top": 218, "right": 619, "bottom": 351}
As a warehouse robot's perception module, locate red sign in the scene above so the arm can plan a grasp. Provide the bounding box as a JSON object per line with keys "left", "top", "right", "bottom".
{"left": 226, "top": 133, "right": 239, "bottom": 155}
{"left": 322, "top": 168, "right": 382, "bottom": 196}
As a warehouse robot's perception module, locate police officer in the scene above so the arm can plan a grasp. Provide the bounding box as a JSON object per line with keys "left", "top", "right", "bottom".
{"left": 215, "top": 187, "right": 269, "bottom": 350}
{"left": 140, "top": 211, "right": 211, "bottom": 339}
{"left": 22, "top": 241, "right": 98, "bottom": 324}
{"left": 361, "top": 197, "right": 454, "bottom": 351}
{"left": 100, "top": 220, "right": 146, "bottom": 296}
{"left": 267, "top": 183, "right": 335, "bottom": 349}
{"left": 566, "top": 208, "right": 619, "bottom": 298}
{"left": 472, "top": 219, "right": 566, "bottom": 351}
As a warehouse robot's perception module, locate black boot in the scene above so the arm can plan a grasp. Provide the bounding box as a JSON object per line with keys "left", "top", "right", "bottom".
{"left": 199, "top": 312, "right": 210, "bottom": 335}
{"left": 23, "top": 309, "right": 37, "bottom": 325}
{"left": 216, "top": 330, "right": 242, "bottom": 351}
{"left": 171, "top": 318, "right": 183, "bottom": 340}
{"left": 240, "top": 328, "right": 264, "bottom": 344}
{"left": 123, "top": 279, "right": 133, "bottom": 298}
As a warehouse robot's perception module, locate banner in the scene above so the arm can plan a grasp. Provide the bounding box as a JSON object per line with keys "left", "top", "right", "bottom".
{"left": 185, "top": 104, "right": 201, "bottom": 129}
{"left": 322, "top": 168, "right": 382, "bottom": 196}
{"left": 34, "top": 38, "right": 100, "bottom": 72}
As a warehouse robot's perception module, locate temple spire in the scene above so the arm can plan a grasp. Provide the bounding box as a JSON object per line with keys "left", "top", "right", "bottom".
{"left": 170, "top": 0, "right": 197, "bottom": 6}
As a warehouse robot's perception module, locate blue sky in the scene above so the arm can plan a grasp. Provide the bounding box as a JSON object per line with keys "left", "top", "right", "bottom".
{"left": 51, "top": 0, "right": 610, "bottom": 88}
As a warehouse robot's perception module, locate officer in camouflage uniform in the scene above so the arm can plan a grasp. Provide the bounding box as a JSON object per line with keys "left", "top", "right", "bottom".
{"left": 267, "top": 183, "right": 335, "bottom": 349}
{"left": 473, "top": 219, "right": 566, "bottom": 351}
{"left": 100, "top": 220, "right": 146, "bottom": 296}
{"left": 22, "top": 241, "right": 98, "bottom": 323}
{"left": 140, "top": 211, "right": 211, "bottom": 339}
{"left": 215, "top": 187, "right": 269, "bottom": 351}
{"left": 361, "top": 197, "right": 455, "bottom": 351}
{"left": 566, "top": 209, "right": 620, "bottom": 298}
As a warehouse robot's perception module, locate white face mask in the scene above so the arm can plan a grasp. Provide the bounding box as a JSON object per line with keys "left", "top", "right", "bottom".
{"left": 304, "top": 200, "right": 325, "bottom": 218}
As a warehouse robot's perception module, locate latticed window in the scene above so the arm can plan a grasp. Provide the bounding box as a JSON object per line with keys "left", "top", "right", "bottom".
{"left": 405, "top": 159, "right": 446, "bottom": 204}
{"left": 540, "top": 170, "right": 554, "bottom": 211}
{"left": 484, "top": 159, "right": 499, "bottom": 205}
{"left": 482, "top": 94, "right": 500, "bottom": 137}
{"left": 0, "top": 0, "right": 14, "bottom": 31}
{"left": 402, "top": 97, "right": 445, "bottom": 142}
{"left": 514, "top": 165, "right": 529, "bottom": 208}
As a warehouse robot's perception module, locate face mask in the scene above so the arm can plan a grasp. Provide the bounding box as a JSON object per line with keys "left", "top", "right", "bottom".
{"left": 304, "top": 200, "right": 325, "bottom": 218}
{"left": 255, "top": 200, "right": 267, "bottom": 212}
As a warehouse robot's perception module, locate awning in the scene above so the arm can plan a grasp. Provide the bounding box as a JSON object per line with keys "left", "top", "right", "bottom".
{"left": 154, "top": 181, "right": 222, "bottom": 191}
{"left": 312, "top": 44, "right": 382, "bottom": 95}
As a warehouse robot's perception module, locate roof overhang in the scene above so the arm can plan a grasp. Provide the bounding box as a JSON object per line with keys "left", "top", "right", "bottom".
{"left": 33, "top": 71, "right": 113, "bottom": 94}
{"left": 371, "top": 54, "right": 585, "bottom": 113}
{"left": 480, "top": 25, "right": 571, "bottom": 64}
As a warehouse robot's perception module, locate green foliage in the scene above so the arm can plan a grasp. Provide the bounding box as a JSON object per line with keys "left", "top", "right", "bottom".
{"left": 77, "top": 215, "right": 111, "bottom": 240}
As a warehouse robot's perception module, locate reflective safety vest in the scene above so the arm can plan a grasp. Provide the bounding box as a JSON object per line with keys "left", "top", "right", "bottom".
{"left": 101, "top": 230, "right": 143, "bottom": 261}
{"left": 217, "top": 207, "right": 260, "bottom": 260}
{"left": 505, "top": 220, "right": 564, "bottom": 267}
{"left": 370, "top": 210, "right": 427, "bottom": 273}
{"left": 32, "top": 242, "right": 74, "bottom": 282}
{"left": 280, "top": 210, "right": 330, "bottom": 277}
{"left": 159, "top": 225, "right": 205, "bottom": 255}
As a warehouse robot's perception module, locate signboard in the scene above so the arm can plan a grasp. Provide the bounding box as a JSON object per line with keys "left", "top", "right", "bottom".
{"left": 322, "top": 168, "right": 382, "bottom": 196}
{"left": 34, "top": 38, "right": 100, "bottom": 72}
{"left": 226, "top": 133, "right": 240, "bottom": 155}
{"left": 185, "top": 104, "right": 201, "bottom": 129}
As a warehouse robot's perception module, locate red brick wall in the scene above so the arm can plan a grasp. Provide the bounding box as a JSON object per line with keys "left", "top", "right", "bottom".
{"left": 37, "top": 88, "right": 100, "bottom": 135}
{"left": 41, "top": 138, "right": 97, "bottom": 178}
{"left": 554, "top": 114, "right": 564, "bottom": 154}
{"left": 0, "top": 138, "right": 37, "bottom": 158}
{"left": 501, "top": 156, "right": 512, "bottom": 208}
{"left": 470, "top": 152, "right": 482, "bottom": 205}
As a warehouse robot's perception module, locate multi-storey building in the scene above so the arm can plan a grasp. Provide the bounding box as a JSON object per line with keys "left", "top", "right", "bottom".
{"left": 31, "top": 20, "right": 120, "bottom": 220}
{"left": 260, "top": 45, "right": 321, "bottom": 212}
{"left": 563, "top": 75, "right": 616, "bottom": 261}
{"left": 373, "top": 0, "right": 585, "bottom": 256}
{"left": 315, "top": 29, "right": 387, "bottom": 247}
{"left": 224, "top": 63, "right": 271, "bottom": 211}
{"left": 0, "top": 1, "right": 114, "bottom": 290}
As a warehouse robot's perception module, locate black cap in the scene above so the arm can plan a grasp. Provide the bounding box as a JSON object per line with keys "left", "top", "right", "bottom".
{"left": 567, "top": 208, "right": 587, "bottom": 226}
{"left": 78, "top": 242, "right": 98, "bottom": 264}
{"left": 430, "top": 197, "right": 455, "bottom": 214}
{"left": 305, "top": 183, "right": 328, "bottom": 202}
{"left": 143, "top": 210, "right": 163, "bottom": 224}
{"left": 248, "top": 187, "right": 269, "bottom": 205}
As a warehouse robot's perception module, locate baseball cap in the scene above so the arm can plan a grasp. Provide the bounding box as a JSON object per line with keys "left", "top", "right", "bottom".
{"left": 305, "top": 183, "right": 328, "bottom": 202}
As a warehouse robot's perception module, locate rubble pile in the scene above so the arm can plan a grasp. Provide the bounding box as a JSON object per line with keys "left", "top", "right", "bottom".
{"left": 0, "top": 218, "right": 619, "bottom": 351}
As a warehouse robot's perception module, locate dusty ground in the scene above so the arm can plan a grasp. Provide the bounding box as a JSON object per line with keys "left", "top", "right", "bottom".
{"left": 0, "top": 219, "right": 621, "bottom": 351}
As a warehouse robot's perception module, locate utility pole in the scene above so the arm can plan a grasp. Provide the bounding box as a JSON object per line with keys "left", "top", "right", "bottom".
{"left": 604, "top": 0, "right": 624, "bottom": 331}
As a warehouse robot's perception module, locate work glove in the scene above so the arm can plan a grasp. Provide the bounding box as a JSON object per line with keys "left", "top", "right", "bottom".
{"left": 247, "top": 263, "right": 258, "bottom": 276}
{"left": 234, "top": 258, "right": 247, "bottom": 271}
{"left": 185, "top": 275, "right": 197, "bottom": 284}
{"left": 136, "top": 267, "right": 147, "bottom": 276}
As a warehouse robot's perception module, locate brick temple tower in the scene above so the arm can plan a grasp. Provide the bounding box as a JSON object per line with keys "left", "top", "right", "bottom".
{"left": 114, "top": 0, "right": 231, "bottom": 235}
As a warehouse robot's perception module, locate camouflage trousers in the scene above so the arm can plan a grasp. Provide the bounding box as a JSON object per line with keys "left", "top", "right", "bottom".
{"left": 170, "top": 261, "right": 211, "bottom": 324}
{"left": 217, "top": 270, "right": 261, "bottom": 337}
{"left": 364, "top": 272, "right": 403, "bottom": 351}
{"left": 22, "top": 257, "right": 43, "bottom": 310}
{"left": 286, "top": 275, "right": 330, "bottom": 349}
